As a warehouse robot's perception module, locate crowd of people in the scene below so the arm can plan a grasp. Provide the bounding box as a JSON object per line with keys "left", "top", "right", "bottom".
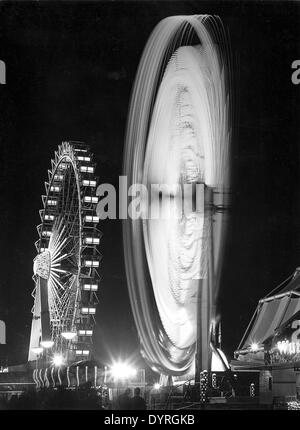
{"left": 116, "top": 387, "right": 147, "bottom": 410}
{"left": 0, "top": 384, "right": 147, "bottom": 410}
{"left": 0, "top": 385, "right": 106, "bottom": 410}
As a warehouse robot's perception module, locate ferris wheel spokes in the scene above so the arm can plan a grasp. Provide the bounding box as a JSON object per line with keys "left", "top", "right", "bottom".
{"left": 28, "top": 141, "right": 101, "bottom": 364}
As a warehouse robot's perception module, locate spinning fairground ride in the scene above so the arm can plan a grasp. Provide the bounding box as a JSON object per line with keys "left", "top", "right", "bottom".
{"left": 123, "top": 15, "right": 232, "bottom": 387}
{"left": 28, "top": 141, "right": 101, "bottom": 373}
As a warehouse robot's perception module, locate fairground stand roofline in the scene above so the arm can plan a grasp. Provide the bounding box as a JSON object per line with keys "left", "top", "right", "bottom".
{"left": 262, "top": 267, "right": 300, "bottom": 301}
{"left": 235, "top": 267, "right": 300, "bottom": 355}
{"left": 235, "top": 306, "right": 300, "bottom": 355}
{"left": 230, "top": 358, "right": 300, "bottom": 372}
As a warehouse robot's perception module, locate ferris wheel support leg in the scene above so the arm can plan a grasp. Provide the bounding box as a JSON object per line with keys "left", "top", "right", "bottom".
{"left": 195, "top": 278, "right": 210, "bottom": 396}
{"left": 207, "top": 206, "right": 215, "bottom": 387}
{"left": 40, "top": 277, "right": 52, "bottom": 345}
{"left": 195, "top": 186, "right": 216, "bottom": 398}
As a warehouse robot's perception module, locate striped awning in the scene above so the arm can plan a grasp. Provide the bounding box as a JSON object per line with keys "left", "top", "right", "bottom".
{"left": 240, "top": 296, "right": 300, "bottom": 350}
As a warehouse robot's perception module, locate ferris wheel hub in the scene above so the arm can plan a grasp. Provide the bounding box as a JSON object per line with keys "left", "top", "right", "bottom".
{"left": 33, "top": 250, "right": 51, "bottom": 280}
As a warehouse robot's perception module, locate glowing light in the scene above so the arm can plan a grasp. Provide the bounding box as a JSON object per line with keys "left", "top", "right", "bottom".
{"left": 84, "top": 196, "right": 98, "bottom": 204}
{"left": 83, "top": 283, "right": 98, "bottom": 291}
{"left": 287, "top": 400, "right": 300, "bottom": 410}
{"left": 61, "top": 331, "right": 76, "bottom": 340}
{"left": 82, "top": 179, "right": 96, "bottom": 187}
{"left": 84, "top": 215, "right": 99, "bottom": 223}
{"left": 154, "top": 383, "right": 161, "bottom": 390}
{"left": 250, "top": 343, "right": 259, "bottom": 352}
{"left": 40, "top": 340, "right": 54, "bottom": 349}
{"left": 277, "top": 341, "right": 285, "bottom": 354}
{"left": 110, "top": 362, "right": 137, "bottom": 380}
{"left": 75, "top": 350, "right": 89, "bottom": 356}
{"left": 277, "top": 340, "right": 300, "bottom": 355}
{"left": 33, "top": 250, "right": 51, "bottom": 279}
{"left": 123, "top": 15, "right": 231, "bottom": 374}
{"left": 31, "top": 347, "right": 43, "bottom": 355}
{"left": 81, "top": 307, "right": 96, "bottom": 314}
{"left": 80, "top": 166, "right": 94, "bottom": 173}
{"left": 52, "top": 354, "right": 64, "bottom": 367}
{"left": 47, "top": 199, "right": 57, "bottom": 206}
{"left": 83, "top": 260, "right": 99, "bottom": 268}
{"left": 78, "top": 329, "right": 93, "bottom": 336}
{"left": 77, "top": 156, "right": 91, "bottom": 162}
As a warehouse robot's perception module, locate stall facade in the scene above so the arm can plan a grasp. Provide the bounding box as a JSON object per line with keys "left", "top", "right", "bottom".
{"left": 233, "top": 268, "right": 300, "bottom": 404}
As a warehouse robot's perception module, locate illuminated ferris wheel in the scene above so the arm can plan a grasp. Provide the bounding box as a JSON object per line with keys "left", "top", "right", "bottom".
{"left": 123, "top": 15, "right": 231, "bottom": 377}
{"left": 28, "top": 141, "right": 101, "bottom": 364}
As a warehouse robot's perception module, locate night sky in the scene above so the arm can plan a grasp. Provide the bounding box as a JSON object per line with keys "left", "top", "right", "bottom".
{"left": 0, "top": 1, "right": 299, "bottom": 369}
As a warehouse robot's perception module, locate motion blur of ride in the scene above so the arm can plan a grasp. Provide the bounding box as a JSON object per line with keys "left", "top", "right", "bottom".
{"left": 123, "top": 13, "right": 232, "bottom": 399}
{"left": 1, "top": 12, "right": 299, "bottom": 411}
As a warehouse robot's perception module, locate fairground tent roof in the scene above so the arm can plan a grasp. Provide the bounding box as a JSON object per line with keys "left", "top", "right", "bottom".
{"left": 236, "top": 268, "right": 300, "bottom": 353}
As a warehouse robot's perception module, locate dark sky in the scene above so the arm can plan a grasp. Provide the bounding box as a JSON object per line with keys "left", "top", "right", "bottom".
{"left": 0, "top": 1, "right": 299, "bottom": 369}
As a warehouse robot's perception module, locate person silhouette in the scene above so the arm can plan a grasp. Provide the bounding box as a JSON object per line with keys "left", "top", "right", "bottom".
{"left": 117, "top": 388, "right": 132, "bottom": 410}
{"left": 130, "top": 387, "right": 146, "bottom": 410}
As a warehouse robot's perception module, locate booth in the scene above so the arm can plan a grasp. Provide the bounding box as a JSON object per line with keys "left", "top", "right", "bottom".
{"left": 233, "top": 268, "right": 300, "bottom": 406}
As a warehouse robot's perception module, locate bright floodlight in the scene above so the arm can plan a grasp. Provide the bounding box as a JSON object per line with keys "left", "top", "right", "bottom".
{"left": 31, "top": 347, "right": 43, "bottom": 355}
{"left": 110, "top": 362, "right": 137, "bottom": 380}
{"left": 52, "top": 354, "right": 64, "bottom": 367}
{"left": 61, "top": 331, "right": 76, "bottom": 340}
{"left": 250, "top": 342, "right": 259, "bottom": 352}
{"left": 154, "top": 383, "right": 161, "bottom": 390}
{"left": 40, "top": 340, "right": 54, "bottom": 349}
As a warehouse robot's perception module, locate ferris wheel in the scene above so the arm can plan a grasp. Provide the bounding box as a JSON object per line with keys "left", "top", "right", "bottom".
{"left": 28, "top": 141, "right": 101, "bottom": 364}
{"left": 123, "top": 15, "right": 231, "bottom": 376}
